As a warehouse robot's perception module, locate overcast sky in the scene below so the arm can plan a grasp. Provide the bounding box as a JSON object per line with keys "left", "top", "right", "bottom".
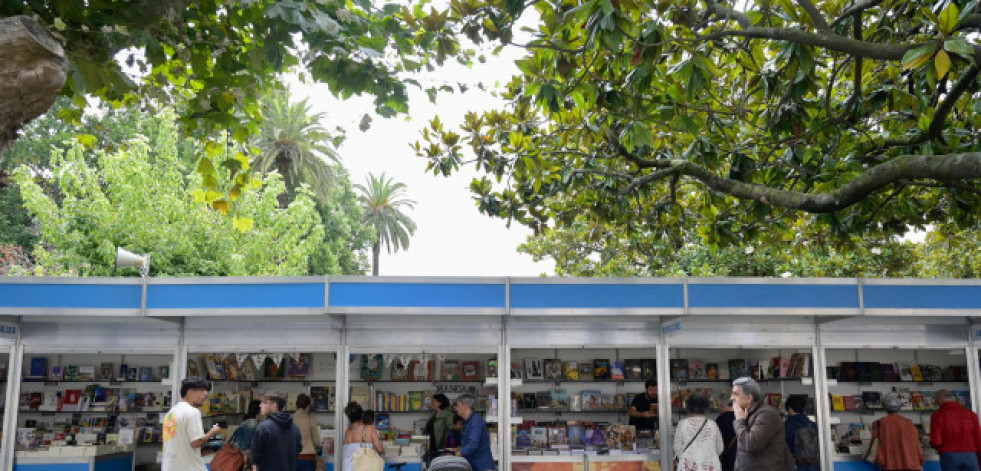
{"left": 290, "top": 47, "right": 555, "bottom": 277}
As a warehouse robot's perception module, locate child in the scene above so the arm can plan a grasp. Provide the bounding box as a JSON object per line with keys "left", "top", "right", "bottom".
{"left": 445, "top": 415, "right": 464, "bottom": 448}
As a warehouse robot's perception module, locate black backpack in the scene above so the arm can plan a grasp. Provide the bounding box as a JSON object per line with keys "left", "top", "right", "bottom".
{"left": 794, "top": 422, "right": 820, "bottom": 465}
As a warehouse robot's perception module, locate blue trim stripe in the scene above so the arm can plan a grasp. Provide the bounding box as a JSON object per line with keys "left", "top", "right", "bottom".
{"left": 0, "top": 284, "right": 141, "bottom": 309}
{"left": 689, "top": 283, "right": 858, "bottom": 308}
{"left": 329, "top": 283, "right": 505, "bottom": 308}
{"left": 864, "top": 285, "right": 981, "bottom": 309}
{"left": 148, "top": 283, "right": 325, "bottom": 309}
{"left": 510, "top": 283, "right": 684, "bottom": 309}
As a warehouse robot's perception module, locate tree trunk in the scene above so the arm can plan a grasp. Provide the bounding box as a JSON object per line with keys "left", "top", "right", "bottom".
{"left": 0, "top": 16, "right": 68, "bottom": 163}
{"left": 372, "top": 240, "right": 380, "bottom": 276}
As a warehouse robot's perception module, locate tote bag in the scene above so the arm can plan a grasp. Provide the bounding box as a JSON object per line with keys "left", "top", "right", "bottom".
{"left": 353, "top": 427, "right": 385, "bottom": 471}
{"left": 210, "top": 443, "right": 244, "bottom": 471}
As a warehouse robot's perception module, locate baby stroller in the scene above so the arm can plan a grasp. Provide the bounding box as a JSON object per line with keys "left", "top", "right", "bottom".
{"left": 427, "top": 450, "right": 471, "bottom": 471}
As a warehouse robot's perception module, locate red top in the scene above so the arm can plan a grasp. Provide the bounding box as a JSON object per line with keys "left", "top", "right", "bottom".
{"left": 930, "top": 401, "right": 981, "bottom": 454}
{"left": 873, "top": 414, "right": 924, "bottom": 470}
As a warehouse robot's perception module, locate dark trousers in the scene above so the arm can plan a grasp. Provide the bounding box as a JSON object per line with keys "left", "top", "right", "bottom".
{"left": 296, "top": 458, "right": 316, "bottom": 471}
{"left": 940, "top": 452, "right": 980, "bottom": 471}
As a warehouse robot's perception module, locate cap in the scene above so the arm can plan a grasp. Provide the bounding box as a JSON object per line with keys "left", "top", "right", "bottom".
{"left": 882, "top": 394, "right": 903, "bottom": 412}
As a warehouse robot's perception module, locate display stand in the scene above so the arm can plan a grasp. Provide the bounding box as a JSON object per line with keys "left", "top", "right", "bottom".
{"left": 1, "top": 320, "right": 17, "bottom": 469}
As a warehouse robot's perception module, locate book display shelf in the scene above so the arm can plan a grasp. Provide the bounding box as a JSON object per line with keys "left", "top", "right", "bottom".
{"left": 509, "top": 347, "right": 658, "bottom": 458}
{"left": 187, "top": 350, "right": 338, "bottom": 464}
{"left": 667, "top": 347, "right": 816, "bottom": 423}
{"left": 15, "top": 352, "right": 173, "bottom": 468}
{"left": 346, "top": 351, "right": 500, "bottom": 471}
{"left": 825, "top": 348, "right": 970, "bottom": 464}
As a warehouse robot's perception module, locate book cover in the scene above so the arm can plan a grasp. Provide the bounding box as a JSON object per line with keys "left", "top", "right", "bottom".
{"left": 186, "top": 359, "right": 201, "bottom": 378}
{"left": 582, "top": 390, "right": 602, "bottom": 411}
{"left": 29, "top": 357, "right": 48, "bottom": 379}
{"left": 868, "top": 363, "right": 884, "bottom": 382}
{"left": 530, "top": 426, "right": 548, "bottom": 448}
{"left": 99, "top": 362, "right": 114, "bottom": 381}
{"left": 610, "top": 362, "right": 625, "bottom": 381}
{"left": 440, "top": 360, "right": 461, "bottom": 381}
{"left": 360, "top": 354, "right": 383, "bottom": 381}
{"left": 688, "top": 359, "right": 706, "bottom": 380}
{"left": 139, "top": 367, "right": 153, "bottom": 382}
{"left": 126, "top": 367, "right": 137, "bottom": 382}
{"left": 521, "top": 392, "right": 537, "bottom": 411}
{"left": 881, "top": 364, "right": 898, "bottom": 382}
{"left": 593, "top": 359, "right": 610, "bottom": 380}
{"left": 390, "top": 361, "right": 411, "bottom": 381}
{"left": 831, "top": 394, "right": 845, "bottom": 411}
{"left": 510, "top": 360, "right": 524, "bottom": 379}
{"left": 564, "top": 361, "right": 580, "bottom": 380}
{"left": 911, "top": 390, "right": 925, "bottom": 410}
{"left": 705, "top": 363, "right": 719, "bottom": 380}
{"left": 310, "top": 386, "right": 331, "bottom": 411}
{"left": 375, "top": 413, "right": 391, "bottom": 429}
{"left": 535, "top": 391, "right": 551, "bottom": 410}
{"left": 543, "top": 359, "right": 563, "bottom": 381}
{"left": 550, "top": 388, "right": 569, "bottom": 410}
{"left": 515, "top": 428, "right": 532, "bottom": 448}
{"left": 288, "top": 355, "right": 310, "bottom": 378}
{"left": 896, "top": 362, "right": 913, "bottom": 381}
{"left": 717, "top": 362, "right": 730, "bottom": 380}
{"left": 221, "top": 358, "right": 240, "bottom": 381}
{"left": 639, "top": 359, "right": 656, "bottom": 379}
{"left": 840, "top": 362, "right": 858, "bottom": 381}
{"left": 862, "top": 391, "right": 882, "bottom": 410}
{"left": 578, "top": 361, "right": 593, "bottom": 380}
{"left": 461, "top": 361, "right": 481, "bottom": 381}
{"left": 624, "top": 359, "right": 642, "bottom": 380}
{"left": 856, "top": 362, "right": 872, "bottom": 382}
{"left": 48, "top": 366, "right": 65, "bottom": 381}
{"left": 909, "top": 365, "right": 925, "bottom": 382}
{"left": 842, "top": 395, "right": 856, "bottom": 411}
{"left": 567, "top": 422, "right": 585, "bottom": 446}
{"left": 549, "top": 425, "right": 568, "bottom": 446}
{"left": 778, "top": 358, "right": 791, "bottom": 378}
{"left": 670, "top": 359, "right": 689, "bottom": 381}
{"left": 65, "top": 365, "right": 78, "bottom": 382}
{"left": 409, "top": 360, "right": 434, "bottom": 381}
{"left": 77, "top": 366, "right": 95, "bottom": 381}
{"left": 525, "top": 359, "right": 544, "bottom": 380}
{"left": 486, "top": 358, "right": 498, "bottom": 378}
{"left": 728, "top": 359, "right": 749, "bottom": 379}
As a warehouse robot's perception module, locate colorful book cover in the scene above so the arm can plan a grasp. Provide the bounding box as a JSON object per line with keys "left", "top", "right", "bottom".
{"left": 288, "top": 355, "right": 310, "bottom": 378}
{"left": 706, "top": 363, "right": 719, "bottom": 380}
{"left": 728, "top": 359, "right": 749, "bottom": 379}
{"left": 610, "top": 362, "right": 625, "bottom": 381}
{"left": 909, "top": 365, "right": 925, "bottom": 382}
{"left": 29, "top": 357, "right": 48, "bottom": 379}
{"left": 550, "top": 388, "right": 569, "bottom": 410}
{"left": 578, "top": 361, "right": 593, "bottom": 380}
{"left": 441, "top": 359, "right": 461, "bottom": 381}
{"left": 567, "top": 422, "right": 585, "bottom": 446}
{"left": 510, "top": 360, "right": 524, "bottom": 379}
{"left": 593, "top": 359, "right": 610, "bottom": 380}
{"left": 624, "top": 359, "right": 642, "bottom": 380}
{"left": 670, "top": 358, "right": 689, "bottom": 381}
{"left": 564, "top": 361, "right": 580, "bottom": 380}
{"left": 581, "top": 390, "right": 602, "bottom": 411}
{"left": 689, "top": 359, "right": 706, "bottom": 380}
{"left": 48, "top": 366, "right": 65, "bottom": 381}
{"left": 639, "top": 359, "right": 656, "bottom": 379}
{"left": 360, "top": 354, "right": 383, "bottom": 381}
{"left": 461, "top": 361, "right": 481, "bottom": 381}
{"left": 310, "top": 386, "right": 331, "bottom": 411}
{"left": 831, "top": 394, "right": 845, "bottom": 411}
{"left": 543, "top": 359, "right": 563, "bottom": 380}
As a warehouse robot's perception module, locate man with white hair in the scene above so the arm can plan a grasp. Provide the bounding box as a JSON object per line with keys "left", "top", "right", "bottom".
{"left": 730, "top": 377, "right": 795, "bottom": 471}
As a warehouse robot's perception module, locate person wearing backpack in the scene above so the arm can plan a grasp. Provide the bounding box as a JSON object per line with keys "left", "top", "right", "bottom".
{"left": 784, "top": 395, "right": 819, "bottom": 471}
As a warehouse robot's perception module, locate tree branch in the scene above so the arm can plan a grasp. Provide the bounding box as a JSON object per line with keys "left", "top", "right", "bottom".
{"left": 881, "top": 64, "right": 981, "bottom": 149}
{"left": 704, "top": 0, "right": 752, "bottom": 29}
{"left": 620, "top": 152, "right": 981, "bottom": 213}
{"left": 696, "top": 27, "right": 916, "bottom": 60}
{"left": 796, "top": 0, "right": 831, "bottom": 31}
{"left": 829, "top": 0, "right": 886, "bottom": 28}
{"left": 955, "top": 14, "right": 981, "bottom": 32}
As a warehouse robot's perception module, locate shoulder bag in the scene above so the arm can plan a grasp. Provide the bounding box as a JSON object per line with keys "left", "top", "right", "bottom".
{"left": 673, "top": 418, "right": 708, "bottom": 471}
{"left": 353, "top": 426, "right": 386, "bottom": 471}
{"left": 864, "top": 421, "right": 880, "bottom": 464}
{"left": 210, "top": 442, "right": 245, "bottom": 471}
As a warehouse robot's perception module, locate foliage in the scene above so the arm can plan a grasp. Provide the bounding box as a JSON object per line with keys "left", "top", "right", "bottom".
{"left": 308, "top": 167, "right": 374, "bottom": 275}
{"left": 355, "top": 172, "right": 417, "bottom": 275}
{"left": 1, "top": 0, "right": 466, "bottom": 211}
{"left": 917, "top": 224, "right": 981, "bottom": 277}
{"left": 252, "top": 92, "right": 343, "bottom": 205}
{"left": 10, "top": 109, "right": 324, "bottom": 276}
{"left": 0, "top": 185, "right": 37, "bottom": 249}
{"left": 416, "top": 0, "right": 981, "bottom": 247}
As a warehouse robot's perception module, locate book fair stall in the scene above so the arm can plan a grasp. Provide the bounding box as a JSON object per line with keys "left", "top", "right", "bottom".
{"left": 0, "top": 276, "right": 979, "bottom": 471}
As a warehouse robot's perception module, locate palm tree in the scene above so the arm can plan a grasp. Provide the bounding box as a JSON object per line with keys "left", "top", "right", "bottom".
{"left": 355, "top": 173, "right": 417, "bottom": 276}
{"left": 252, "top": 91, "right": 342, "bottom": 206}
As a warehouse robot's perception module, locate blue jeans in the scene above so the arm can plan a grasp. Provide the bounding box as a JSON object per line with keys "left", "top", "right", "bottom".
{"left": 940, "top": 452, "right": 980, "bottom": 471}
{"left": 796, "top": 463, "right": 819, "bottom": 471}
{"left": 297, "top": 458, "right": 316, "bottom": 471}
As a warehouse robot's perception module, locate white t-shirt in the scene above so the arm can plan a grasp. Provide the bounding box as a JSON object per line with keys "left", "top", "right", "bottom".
{"left": 162, "top": 401, "right": 207, "bottom": 471}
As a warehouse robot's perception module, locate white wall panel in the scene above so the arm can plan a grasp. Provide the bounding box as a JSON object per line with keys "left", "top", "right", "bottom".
{"left": 345, "top": 315, "right": 503, "bottom": 349}
{"left": 819, "top": 316, "right": 968, "bottom": 348}
{"left": 662, "top": 315, "right": 816, "bottom": 347}
{"left": 183, "top": 316, "right": 342, "bottom": 350}
{"left": 20, "top": 317, "right": 179, "bottom": 352}
{"left": 507, "top": 319, "right": 659, "bottom": 348}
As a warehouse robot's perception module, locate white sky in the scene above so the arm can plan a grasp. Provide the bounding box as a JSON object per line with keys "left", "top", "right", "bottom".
{"left": 290, "top": 49, "right": 555, "bottom": 277}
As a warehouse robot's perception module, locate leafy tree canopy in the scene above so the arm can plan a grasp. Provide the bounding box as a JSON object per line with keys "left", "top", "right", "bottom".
{"left": 416, "top": 0, "right": 981, "bottom": 246}
{"left": 1, "top": 0, "right": 465, "bottom": 210}
{"left": 10, "top": 108, "right": 326, "bottom": 276}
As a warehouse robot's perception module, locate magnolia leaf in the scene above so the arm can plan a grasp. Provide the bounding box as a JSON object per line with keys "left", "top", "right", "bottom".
{"left": 211, "top": 199, "right": 230, "bottom": 214}
{"left": 938, "top": 3, "right": 960, "bottom": 34}
{"left": 944, "top": 38, "right": 977, "bottom": 63}
{"left": 934, "top": 49, "right": 951, "bottom": 78}
{"left": 901, "top": 43, "right": 939, "bottom": 70}
{"left": 75, "top": 134, "right": 98, "bottom": 149}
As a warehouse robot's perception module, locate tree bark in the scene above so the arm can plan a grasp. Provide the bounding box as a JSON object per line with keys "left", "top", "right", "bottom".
{"left": 371, "top": 240, "right": 380, "bottom": 276}
{"left": 0, "top": 16, "right": 68, "bottom": 163}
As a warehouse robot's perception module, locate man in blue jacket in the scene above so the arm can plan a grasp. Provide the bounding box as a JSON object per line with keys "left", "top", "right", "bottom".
{"left": 252, "top": 391, "right": 302, "bottom": 471}
{"left": 452, "top": 394, "right": 496, "bottom": 471}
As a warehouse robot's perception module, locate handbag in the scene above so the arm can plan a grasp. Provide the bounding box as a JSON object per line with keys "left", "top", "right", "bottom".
{"left": 353, "top": 427, "right": 385, "bottom": 471}
{"left": 864, "top": 421, "right": 880, "bottom": 464}
{"left": 211, "top": 443, "right": 245, "bottom": 471}
{"left": 673, "top": 418, "right": 709, "bottom": 471}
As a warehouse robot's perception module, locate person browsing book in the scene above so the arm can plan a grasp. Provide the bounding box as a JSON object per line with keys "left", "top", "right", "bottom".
{"left": 451, "top": 394, "right": 496, "bottom": 471}
{"left": 673, "top": 393, "right": 724, "bottom": 471}
{"left": 873, "top": 394, "right": 924, "bottom": 471}
{"left": 628, "top": 378, "right": 658, "bottom": 432}
{"left": 229, "top": 400, "right": 262, "bottom": 469}
{"left": 716, "top": 400, "right": 737, "bottom": 471}
{"left": 162, "top": 377, "right": 222, "bottom": 471}
{"left": 424, "top": 393, "right": 455, "bottom": 463}
{"left": 730, "top": 377, "right": 795, "bottom": 471}
{"left": 343, "top": 402, "right": 384, "bottom": 471}
{"left": 930, "top": 390, "right": 981, "bottom": 471}
{"left": 251, "top": 391, "right": 302, "bottom": 471}
{"left": 294, "top": 394, "right": 322, "bottom": 471}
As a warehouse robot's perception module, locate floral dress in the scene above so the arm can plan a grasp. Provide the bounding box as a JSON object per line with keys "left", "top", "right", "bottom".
{"left": 674, "top": 416, "right": 724, "bottom": 471}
